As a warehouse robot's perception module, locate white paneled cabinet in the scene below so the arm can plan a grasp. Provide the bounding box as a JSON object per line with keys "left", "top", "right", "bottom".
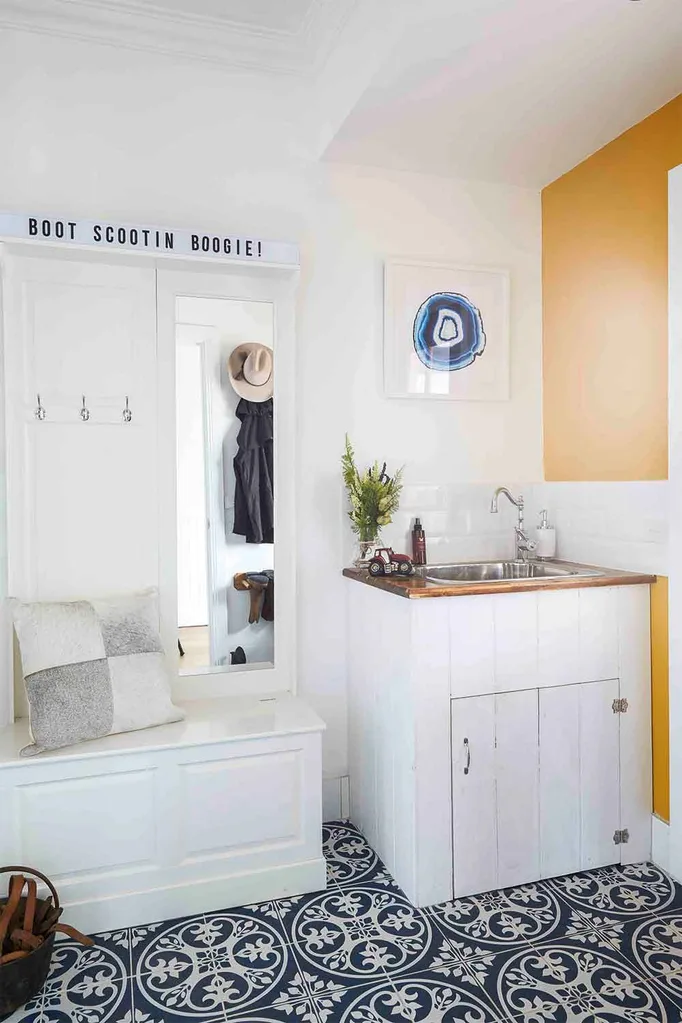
{"left": 347, "top": 580, "right": 652, "bottom": 908}
{"left": 452, "top": 679, "right": 621, "bottom": 898}
{"left": 0, "top": 696, "right": 325, "bottom": 932}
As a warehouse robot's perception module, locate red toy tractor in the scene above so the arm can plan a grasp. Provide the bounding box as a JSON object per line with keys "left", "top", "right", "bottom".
{"left": 367, "top": 547, "right": 415, "bottom": 577}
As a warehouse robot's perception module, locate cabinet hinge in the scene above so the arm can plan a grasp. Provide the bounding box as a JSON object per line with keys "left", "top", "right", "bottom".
{"left": 612, "top": 698, "right": 629, "bottom": 714}
{"left": 613, "top": 828, "right": 630, "bottom": 846}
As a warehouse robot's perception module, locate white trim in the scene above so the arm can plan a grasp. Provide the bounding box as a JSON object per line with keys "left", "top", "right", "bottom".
{"left": 322, "top": 774, "right": 351, "bottom": 822}
{"left": 0, "top": 0, "right": 355, "bottom": 75}
{"left": 0, "top": 246, "right": 9, "bottom": 730}
{"left": 200, "top": 338, "right": 226, "bottom": 667}
{"left": 669, "top": 164, "right": 682, "bottom": 880}
{"left": 652, "top": 814, "right": 671, "bottom": 874}
{"left": 63, "top": 858, "right": 327, "bottom": 934}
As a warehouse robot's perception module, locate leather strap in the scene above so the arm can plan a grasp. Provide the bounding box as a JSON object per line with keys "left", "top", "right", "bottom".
{"left": 0, "top": 949, "right": 30, "bottom": 965}
{"left": 0, "top": 875, "right": 25, "bottom": 952}
{"left": 52, "top": 922, "right": 94, "bottom": 946}
{"left": 23, "top": 878, "right": 37, "bottom": 935}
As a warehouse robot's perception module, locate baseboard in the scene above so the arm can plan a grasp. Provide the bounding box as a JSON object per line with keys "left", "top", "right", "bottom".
{"left": 652, "top": 814, "right": 670, "bottom": 872}
{"left": 61, "top": 858, "right": 328, "bottom": 934}
{"left": 322, "top": 774, "right": 350, "bottom": 821}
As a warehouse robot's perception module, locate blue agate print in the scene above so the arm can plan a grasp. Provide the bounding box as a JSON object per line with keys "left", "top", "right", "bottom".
{"left": 413, "top": 291, "right": 486, "bottom": 372}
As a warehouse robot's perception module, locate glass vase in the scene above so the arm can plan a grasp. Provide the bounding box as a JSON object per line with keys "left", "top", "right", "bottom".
{"left": 354, "top": 537, "right": 379, "bottom": 568}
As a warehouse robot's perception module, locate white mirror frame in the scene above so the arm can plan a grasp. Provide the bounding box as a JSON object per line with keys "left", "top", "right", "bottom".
{"left": 156, "top": 266, "right": 298, "bottom": 700}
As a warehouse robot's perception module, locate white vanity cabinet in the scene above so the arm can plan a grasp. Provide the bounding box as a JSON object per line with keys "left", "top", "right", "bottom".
{"left": 346, "top": 578, "right": 652, "bottom": 908}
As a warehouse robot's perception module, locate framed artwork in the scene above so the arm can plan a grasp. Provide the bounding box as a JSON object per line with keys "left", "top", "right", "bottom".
{"left": 383, "top": 258, "right": 510, "bottom": 400}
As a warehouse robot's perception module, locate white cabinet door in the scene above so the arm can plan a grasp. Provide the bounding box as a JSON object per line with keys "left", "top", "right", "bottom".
{"left": 453, "top": 679, "right": 621, "bottom": 899}
{"left": 539, "top": 679, "right": 620, "bottom": 878}
{"left": 495, "top": 689, "right": 540, "bottom": 888}
{"left": 451, "top": 694, "right": 497, "bottom": 897}
{"left": 451, "top": 689, "right": 539, "bottom": 897}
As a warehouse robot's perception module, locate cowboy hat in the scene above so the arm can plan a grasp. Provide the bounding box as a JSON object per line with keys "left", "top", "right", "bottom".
{"left": 227, "top": 343, "right": 274, "bottom": 402}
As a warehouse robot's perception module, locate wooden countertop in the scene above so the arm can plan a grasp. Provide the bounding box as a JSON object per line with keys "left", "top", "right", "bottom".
{"left": 343, "top": 561, "right": 656, "bottom": 599}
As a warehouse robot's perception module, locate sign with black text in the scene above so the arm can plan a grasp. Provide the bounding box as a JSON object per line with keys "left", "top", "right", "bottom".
{"left": 0, "top": 212, "right": 299, "bottom": 266}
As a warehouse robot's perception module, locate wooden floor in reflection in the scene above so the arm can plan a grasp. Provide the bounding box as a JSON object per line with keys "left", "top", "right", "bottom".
{"left": 178, "top": 625, "right": 209, "bottom": 671}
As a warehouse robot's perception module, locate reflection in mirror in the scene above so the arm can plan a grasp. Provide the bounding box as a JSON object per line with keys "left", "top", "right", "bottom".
{"left": 175, "top": 297, "right": 275, "bottom": 675}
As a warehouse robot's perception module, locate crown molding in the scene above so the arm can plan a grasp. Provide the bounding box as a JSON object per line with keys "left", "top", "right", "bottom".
{"left": 0, "top": 0, "right": 357, "bottom": 75}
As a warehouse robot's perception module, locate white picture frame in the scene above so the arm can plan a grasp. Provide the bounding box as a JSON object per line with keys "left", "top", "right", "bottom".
{"left": 383, "top": 257, "right": 510, "bottom": 400}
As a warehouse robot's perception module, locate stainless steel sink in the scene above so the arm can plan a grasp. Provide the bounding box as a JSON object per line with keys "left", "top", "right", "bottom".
{"left": 414, "top": 560, "right": 603, "bottom": 583}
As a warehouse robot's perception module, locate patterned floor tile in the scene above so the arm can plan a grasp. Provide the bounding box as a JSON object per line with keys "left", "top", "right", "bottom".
{"left": 281, "top": 884, "right": 441, "bottom": 987}
{"left": 471, "top": 935, "right": 682, "bottom": 1022}
{"left": 130, "top": 914, "right": 303, "bottom": 1022}
{"left": 549, "top": 863, "right": 681, "bottom": 921}
{"left": 427, "top": 887, "right": 540, "bottom": 961}
{"left": 2, "top": 992, "right": 47, "bottom": 1023}
{"left": 500, "top": 879, "right": 621, "bottom": 946}
{"left": 40, "top": 959, "right": 130, "bottom": 1023}
{"left": 220, "top": 1006, "right": 320, "bottom": 1023}
{"left": 306, "top": 971, "right": 508, "bottom": 1022}
{"left": 7, "top": 834, "right": 682, "bottom": 1023}
{"left": 595, "top": 911, "right": 682, "bottom": 1008}
{"left": 129, "top": 913, "right": 201, "bottom": 975}
{"left": 33, "top": 940, "right": 129, "bottom": 1023}
{"left": 322, "top": 821, "right": 404, "bottom": 894}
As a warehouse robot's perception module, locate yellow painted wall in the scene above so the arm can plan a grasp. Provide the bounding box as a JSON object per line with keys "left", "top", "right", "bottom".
{"left": 543, "top": 94, "right": 682, "bottom": 481}
{"left": 651, "top": 576, "right": 670, "bottom": 822}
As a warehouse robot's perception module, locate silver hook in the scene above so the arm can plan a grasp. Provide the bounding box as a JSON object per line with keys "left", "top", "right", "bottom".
{"left": 34, "top": 394, "right": 46, "bottom": 421}
{"left": 80, "top": 395, "right": 90, "bottom": 422}
{"left": 122, "top": 396, "right": 132, "bottom": 423}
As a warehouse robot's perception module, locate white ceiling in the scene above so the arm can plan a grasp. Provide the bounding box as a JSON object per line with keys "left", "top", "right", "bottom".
{"left": 1, "top": 0, "right": 681, "bottom": 188}
{"left": 325, "top": 0, "right": 682, "bottom": 187}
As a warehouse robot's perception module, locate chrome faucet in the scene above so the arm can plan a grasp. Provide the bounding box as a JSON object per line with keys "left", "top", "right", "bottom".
{"left": 490, "top": 487, "right": 537, "bottom": 561}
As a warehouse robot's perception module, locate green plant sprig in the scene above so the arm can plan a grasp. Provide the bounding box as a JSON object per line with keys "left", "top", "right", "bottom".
{"left": 342, "top": 435, "right": 404, "bottom": 542}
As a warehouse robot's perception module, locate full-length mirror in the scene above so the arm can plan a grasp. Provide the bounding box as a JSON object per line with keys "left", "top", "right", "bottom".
{"left": 175, "top": 296, "right": 275, "bottom": 674}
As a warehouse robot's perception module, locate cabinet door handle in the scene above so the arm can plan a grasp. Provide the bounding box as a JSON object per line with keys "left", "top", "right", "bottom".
{"left": 463, "top": 737, "right": 471, "bottom": 775}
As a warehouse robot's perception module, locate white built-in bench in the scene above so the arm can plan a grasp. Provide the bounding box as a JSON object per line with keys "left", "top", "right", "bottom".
{"left": 0, "top": 694, "right": 326, "bottom": 933}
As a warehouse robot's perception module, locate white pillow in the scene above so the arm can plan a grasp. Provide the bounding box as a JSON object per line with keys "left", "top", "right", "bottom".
{"left": 11, "top": 589, "right": 184, "bottom": 756}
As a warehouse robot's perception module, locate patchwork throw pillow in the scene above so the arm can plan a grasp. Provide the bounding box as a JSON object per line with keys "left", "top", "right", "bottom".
{"left": 11, "top": 589, "right": 184, "bottom": 756}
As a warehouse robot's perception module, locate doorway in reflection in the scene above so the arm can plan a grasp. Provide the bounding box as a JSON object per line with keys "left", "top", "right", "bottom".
{"left": 175, "top": 296, "right": 275, "bottom": 674}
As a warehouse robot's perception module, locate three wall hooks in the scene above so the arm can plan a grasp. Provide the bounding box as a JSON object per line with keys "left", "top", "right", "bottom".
{"left": 34, "top": 394, "right": 133, "bottom": 423}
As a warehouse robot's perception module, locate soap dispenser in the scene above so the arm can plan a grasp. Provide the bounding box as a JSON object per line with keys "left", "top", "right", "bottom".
{"left": 536, "top": 510, "right": 556, "bottom": 560}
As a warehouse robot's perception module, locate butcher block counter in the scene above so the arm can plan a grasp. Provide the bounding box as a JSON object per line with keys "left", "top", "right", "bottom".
{"left": 343, "top": 559, "right": 655, "bottom": 599}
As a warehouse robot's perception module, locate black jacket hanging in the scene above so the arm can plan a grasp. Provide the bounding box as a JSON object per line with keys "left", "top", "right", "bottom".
{"left": 232, "top": 398, "right": 274, "bottom": 544}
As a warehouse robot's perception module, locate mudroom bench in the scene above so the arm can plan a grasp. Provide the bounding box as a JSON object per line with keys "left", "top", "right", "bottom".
{"left": 0, "top": 693, "right": 326, "bottom": 933}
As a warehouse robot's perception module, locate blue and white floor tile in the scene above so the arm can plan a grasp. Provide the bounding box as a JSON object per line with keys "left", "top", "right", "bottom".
{"left": 6, "top": 821, "right": 682, "bottom": 1022}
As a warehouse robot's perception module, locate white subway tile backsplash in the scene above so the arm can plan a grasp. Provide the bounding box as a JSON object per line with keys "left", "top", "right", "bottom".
{"left": 537, "top": 480, "right": 668, "bottom": 575}
{"left": 366, "top": 478, "right": 666, "bottom": 574}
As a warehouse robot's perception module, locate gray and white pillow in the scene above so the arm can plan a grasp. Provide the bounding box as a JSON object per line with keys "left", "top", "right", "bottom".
{"left": 11, "top": 589, "right": 184, "bottom": 756}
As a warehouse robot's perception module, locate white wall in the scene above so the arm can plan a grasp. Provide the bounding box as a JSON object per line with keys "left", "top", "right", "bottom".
{"left": 0, "top": 29, "right": 544, "bottom": 782}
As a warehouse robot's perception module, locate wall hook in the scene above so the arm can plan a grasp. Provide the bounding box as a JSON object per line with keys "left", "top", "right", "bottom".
{"left": 122, "top": 396, "right": 132, "bottom": 423}
{"left": 79, "top": 395, "right": 90, "bottom": 422}
{"left": 34, "top": 394, "right": 46, "bottom": 421}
